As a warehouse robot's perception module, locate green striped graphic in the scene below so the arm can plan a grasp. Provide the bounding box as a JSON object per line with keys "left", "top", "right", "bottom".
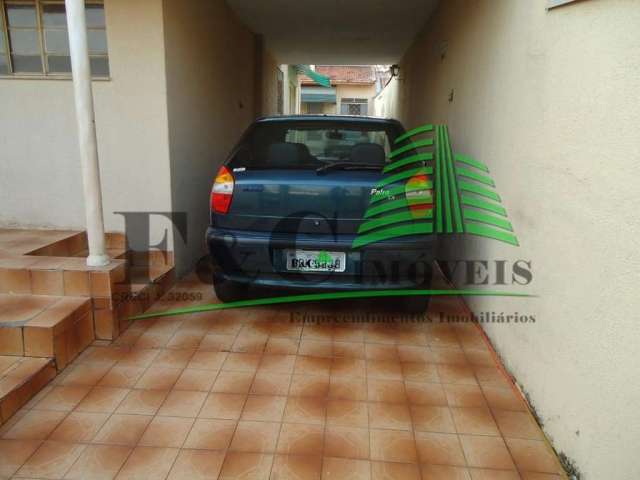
{"left": 364, "top": 198, "right": 412, "bottom": 218}
{"left": 359, "top": 209, "right": 433, "bottom": 234}
{"left": 455, "top": 154, "right": 489, "bottom": 172}
{"left": 465, "top": 223, "right": 519, "bottom": 246}
{"left": 443, "top": 127, "right": 464, "bottom": 233}
{"left": 383, "top": 153, "right": 433, "bottom": 173}
{"left": 352, "top": 122, "right": 519, "bottom": 249}
{"left": 352, "top": 223, "right": 433, "bottom": 249}
{"left": 458, "top": 180, "right": 501, "bottom": 202}
{"left": 457, "top": 167, "right": 495, "bottom": 187}
{"left": 463, "top": 209, "right": 513, "bottom": 231}
{"left": 129, "top": 287, "right": 534, "bottom": 321}
{"left": 461, "top": 194, "right": 507, "bottom": 216}
{"left": 439, "top": 126, "right": 453, "bottom": 233}
{"left": 389, "top": 139, "right": 434, "bottom": 159}
{"left": 395, "top": 124, "right": 434, "bottom": 144}
{"left": 376, "top": 166, "right": 433, "bottom": 188}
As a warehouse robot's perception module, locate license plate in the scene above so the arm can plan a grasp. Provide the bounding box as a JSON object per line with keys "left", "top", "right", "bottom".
{"left": 285, "top": 250, "right": 346, "bottom": 273}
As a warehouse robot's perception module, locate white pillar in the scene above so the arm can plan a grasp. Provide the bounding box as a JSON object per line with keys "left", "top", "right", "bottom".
{"left": 65, "top": 0, "right": 109, "bottom": 267}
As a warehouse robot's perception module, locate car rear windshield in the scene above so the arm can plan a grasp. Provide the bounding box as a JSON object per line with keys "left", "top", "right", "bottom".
{"left": 228, "top": 121, "right": 401, "bottom": 170}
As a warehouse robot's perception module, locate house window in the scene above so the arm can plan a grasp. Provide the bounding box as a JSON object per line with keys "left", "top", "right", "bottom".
{"left": 340, "top": 98, "right": 368, "bottom": 116}
{"left": 0, "top": 0, "right": 109, "bottom": 77}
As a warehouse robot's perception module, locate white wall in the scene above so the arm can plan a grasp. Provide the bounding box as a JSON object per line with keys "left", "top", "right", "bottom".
{"left": 162, "top": 0, "right": 256, "bottom": 275}
{"left": 380, "top": 0, "right": 640, "bottom": 478}
{"left": 0, "top": 0, "right": 174, "bottom": 247}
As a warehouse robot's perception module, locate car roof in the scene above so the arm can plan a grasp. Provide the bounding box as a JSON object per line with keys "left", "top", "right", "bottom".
{"left": 254, "top": 114, "right": 402, "bottom": 126}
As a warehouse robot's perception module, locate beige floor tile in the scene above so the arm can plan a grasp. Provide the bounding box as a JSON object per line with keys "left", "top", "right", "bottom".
{"left": 174, "top": 369, "right": 217, "bottom": 391}
{"left": 17, "top": 440, "right": 85, "bottom": 479}
{"left": 184, "top": 418, "right": 236, "bottom": 450}
{"left": 75, "top": 387, "right": 129, "bottom": 413}
{"left": 64, "top": 444, "right": 132, "bottom": 480}
{"left": 322, "top": 457, "right": 371, "bottom": 480}
{"left": 49, "top": 411, "right": 109, "bottom": 442}
{"left": 92, "top": 414, "right": 152, "bottom": 446}
{"left": 459, "top": 435, "right": 516, "bottom": 470}
{"left": 2, "top": 409, "right": 67, "bottom": 440}
{"left": 0, "top": 439, "right": 42, "bottom": 478}
{"left": 199, "top": 393, "right": 246, "bottom": 420}
{"left": 371, "top": 461, "right": 421, "bottom": 480}
{"left": 415, "top": 431, "right": 466, "bottom": 466}
{"left": 33, "top": 385, "right": 91, "bottom": 411}
{"left": 324, "top": 426, "right": 369, "bottom": 459}
{"left": 158, "top": 389, "right": 207, "bottom": 417}
{"left": 369, "top": 429, "right": 417, "bottom": 464}
{"left": 241, "top": 394, "right": 287, "bottom": 421}
{"left": 277, "top": 423, "right": 324, "bottom": 456}
{"left": 167, "top": 449, "right": 225, "bottom": 480}
{"left": 116, "top": 389, "right": 169, "bottom": 415}
{"left": 229, "top": 420, "right": 280, "bottom": 453}
{"left": 219, "top": 451, "right": 273, "bottom": 480}
{"left": 116, "top": 446, "right": 179, "bottom": 479}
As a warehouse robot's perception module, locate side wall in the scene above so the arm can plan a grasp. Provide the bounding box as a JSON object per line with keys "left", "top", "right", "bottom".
{"left": 382, "top": 1, "right": 640, "bottom": 478}
{"left": 0, "top": 0, "right": 173, "bottom": 245}
{"left": 162, "top": 0, "right": 256, "bottom": 275}
{"left": 260, "top": 49, "right": 283, "bottom": 116}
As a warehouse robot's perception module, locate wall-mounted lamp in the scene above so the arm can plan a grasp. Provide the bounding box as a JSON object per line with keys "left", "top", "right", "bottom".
{"left": 390, "top": 64, "right": 400, "bottom": 77}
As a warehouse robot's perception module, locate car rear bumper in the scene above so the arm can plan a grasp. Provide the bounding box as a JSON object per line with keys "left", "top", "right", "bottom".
{"left": 206, "top": 226, "right": 437, "bottom": 291}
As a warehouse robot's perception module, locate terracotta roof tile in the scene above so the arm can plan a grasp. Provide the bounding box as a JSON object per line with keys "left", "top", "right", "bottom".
{"left": 300, "top": 65, "right": 375, "bottom": 85}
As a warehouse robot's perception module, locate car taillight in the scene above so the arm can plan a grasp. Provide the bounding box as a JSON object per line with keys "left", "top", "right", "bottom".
{"left": 211, "top": 166, "right": 234, "bottom": 214}
{"left": 405, "top": 174, "right": 433, "bottom": 218}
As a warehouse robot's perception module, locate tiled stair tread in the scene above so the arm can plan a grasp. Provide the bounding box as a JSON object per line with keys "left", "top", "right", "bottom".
{"left": 0, "top": 294, "right": 58, "bottom": 325}
{"left": 0, "top": 357, "right": 51, "bottom": 391}
{"left": 0, "top": 228, "right": 81, "bottom": 257}
{"left": 25, "top": 297, "right": 92, "bottom": 331}
{"left": 0, "top": 294, "right": 90, "bottom": 328}
{"left": 0, "top": 356, "right": 55, "bottom": 424}
{"left": 0, "top": 255, "right": 126, "bottom": 272}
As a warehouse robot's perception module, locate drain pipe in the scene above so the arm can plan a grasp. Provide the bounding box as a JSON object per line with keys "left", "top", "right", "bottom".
{"left": 65, "top": 0, "right": 109, "bottom": 267}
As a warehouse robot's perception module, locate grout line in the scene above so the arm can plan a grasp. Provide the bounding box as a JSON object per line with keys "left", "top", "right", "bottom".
{"left": 435, "top": 261, "right": 567, "bottom": 478}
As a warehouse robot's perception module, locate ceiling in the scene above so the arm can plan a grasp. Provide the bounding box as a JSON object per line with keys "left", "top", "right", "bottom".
{"left": 226, "top": 0, "right": 439, "bottom": 64}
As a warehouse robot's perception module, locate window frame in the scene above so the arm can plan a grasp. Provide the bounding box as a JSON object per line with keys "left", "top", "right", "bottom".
{"left": 0, "top": 0, "right": 109, "bottom": 80}
{"left": 340, "top": 98, "right": 369, "bottom": 116}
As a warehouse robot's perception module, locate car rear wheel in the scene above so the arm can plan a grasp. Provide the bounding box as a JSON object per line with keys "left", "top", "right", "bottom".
{"left": 213, "top": 276, "right": 248, "bottom": 303}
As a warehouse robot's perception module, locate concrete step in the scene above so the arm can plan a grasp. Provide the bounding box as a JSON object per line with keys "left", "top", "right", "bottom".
{"left": 95, "top": 264, "right": 175, "bottom": 340}
{"left": 0, "top": 228, "right": 176, "bottom": 344}
{"left": 0, "top": 256, "right": 127, "bottom": 298}
{"left": 0, "top": 356, "right": 55, "bottom": 425}
{"left": 0, "top": 294, "right": 94, "bottom": 370}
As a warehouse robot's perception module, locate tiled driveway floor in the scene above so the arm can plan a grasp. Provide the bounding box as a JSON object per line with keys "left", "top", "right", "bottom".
{"left": 0, "top": 272, "right": 565, "bottom": 479}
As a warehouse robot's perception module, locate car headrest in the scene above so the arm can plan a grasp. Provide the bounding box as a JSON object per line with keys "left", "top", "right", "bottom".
{"left": 268, "top": 142, "right": 311, "bottom": 167}
{"left": 349, "top": 143, "right": 386, "bottom": 165}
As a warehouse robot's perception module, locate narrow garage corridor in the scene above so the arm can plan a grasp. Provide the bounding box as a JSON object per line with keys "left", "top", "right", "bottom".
{"left": 0, "top": 269, "right": 564, "bottom": 479}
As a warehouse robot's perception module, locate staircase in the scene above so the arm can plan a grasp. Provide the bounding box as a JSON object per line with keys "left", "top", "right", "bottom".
{"left": 0, "top": 228, "right": 175, "bottom": 425}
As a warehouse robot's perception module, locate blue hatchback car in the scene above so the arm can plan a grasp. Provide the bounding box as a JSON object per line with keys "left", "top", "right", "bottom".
{"left": 206, "top": 115, "right": 436, "bottom": 311}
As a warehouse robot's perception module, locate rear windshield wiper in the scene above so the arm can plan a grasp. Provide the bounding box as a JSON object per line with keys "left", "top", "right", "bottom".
{"left": 316, "top": 162, "right": 383, "bottom": 174}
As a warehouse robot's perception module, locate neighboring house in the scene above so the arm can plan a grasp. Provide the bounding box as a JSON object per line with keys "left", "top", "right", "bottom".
{"left": 299, "top": 65, "right": 377, "bottom": 116}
